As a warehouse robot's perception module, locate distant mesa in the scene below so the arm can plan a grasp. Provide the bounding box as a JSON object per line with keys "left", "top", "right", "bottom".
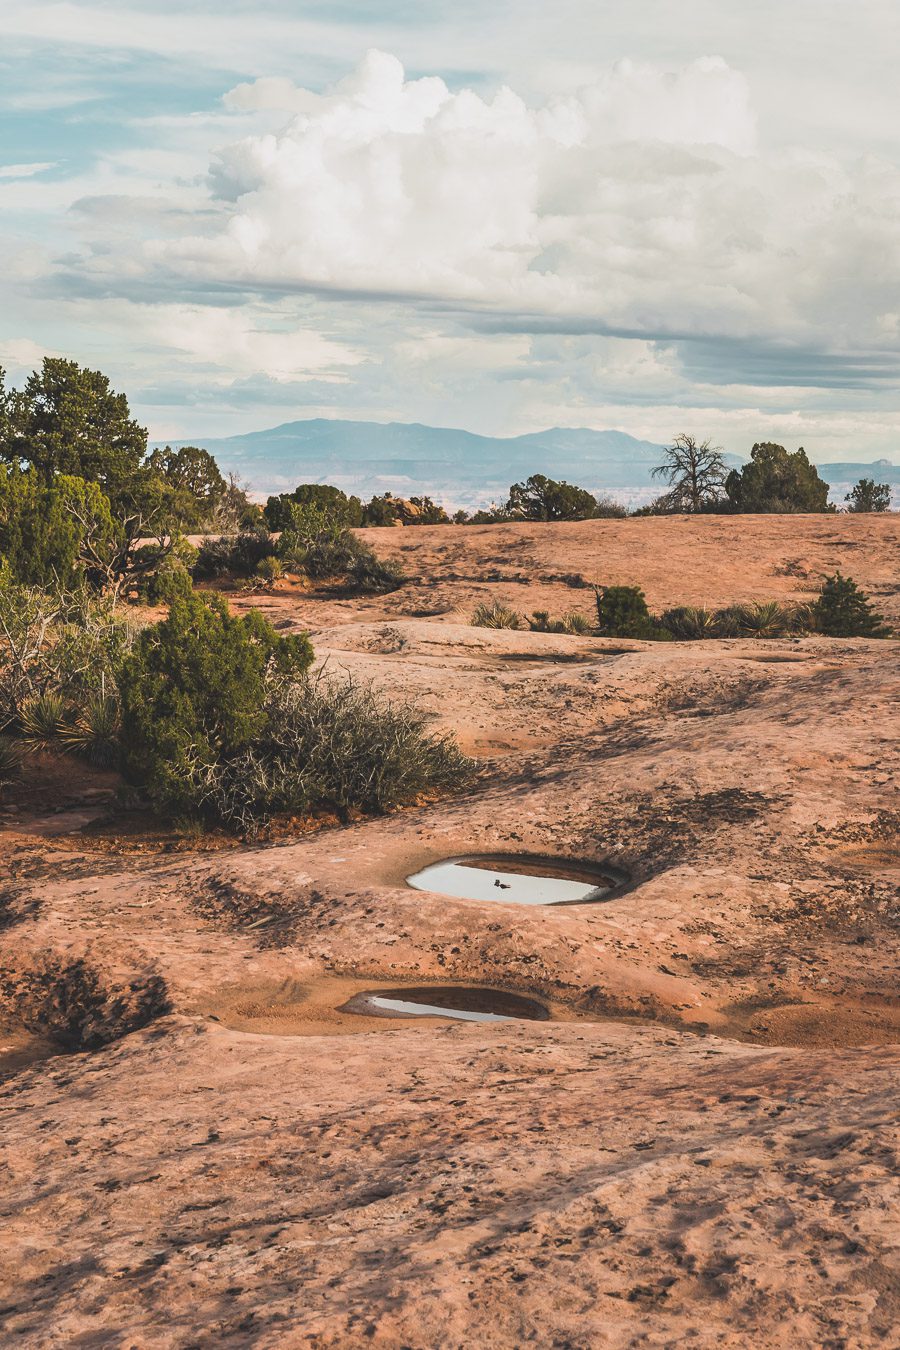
{"left": 157, "top": 417, "right": 900, "bottom": 509}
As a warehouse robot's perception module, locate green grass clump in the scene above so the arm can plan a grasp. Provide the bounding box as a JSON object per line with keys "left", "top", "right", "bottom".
{"left": 529, "top": 610, "right": 592, "bottom": 635}
{"left": 472, "top": 600, "right": 523, "bottom": 629}
{"left": 659, "top": 606, "right": 721, "bottom": 640}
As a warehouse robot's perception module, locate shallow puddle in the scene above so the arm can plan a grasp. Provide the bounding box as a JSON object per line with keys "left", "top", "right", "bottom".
{"left": 341, "top": 986, "right": 550, "bottom": 1023}
{"left": 407, "top": 854, "right": 623, "bottom": 906}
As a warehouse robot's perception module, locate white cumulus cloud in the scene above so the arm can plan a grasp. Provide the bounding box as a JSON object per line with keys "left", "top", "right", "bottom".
{"left": 147, "top": 48, "right": 900, "bottom": 372}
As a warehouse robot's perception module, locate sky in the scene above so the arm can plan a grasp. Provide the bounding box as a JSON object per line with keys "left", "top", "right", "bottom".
{"left": 2, "top": 0, "right": 900, "bottom": 461}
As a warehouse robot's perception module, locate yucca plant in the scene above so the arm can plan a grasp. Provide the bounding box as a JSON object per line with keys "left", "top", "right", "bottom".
{"left": 784, "top": 602, "right": 818, "bottom": 635}
{"left": 58, "top": 695, "right": 122, "bottom": 768}
{"left": 660, "top": 606, "right": 721, "bottom": 640}
{"left": 730, "top": 601, "right": 790, "bottom": 638}
{"left": 714, "top": 607, "right": 743, "bottom": 638}
{"left": 561, "top": 611, "right": 592, "bottom": 635}
{"left": 0, "top": 736, "right": 22, "bottom": 792}
{"left": 17, "top": 691, "right": 77, "bottom": 750}
{"left": 472, "top": 600, "right": 523, "bottom": 630}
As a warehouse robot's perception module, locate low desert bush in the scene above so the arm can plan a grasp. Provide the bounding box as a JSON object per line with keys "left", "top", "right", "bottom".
{"left": 728, "top": 600, "right": 792, "bottom": 638}
{"left": 255, "top": 555, "right": 284, "bottom": 583}
{"left": 193, "top": 530, "right": 277, "bottom": 580}
{"left": 593, "top": 496, "right": 628, "bottom": 519}
{"left": 0, "top": 569, "right": 136, "bottom": 728}
{"left": 138, "top": 558, "right": 195, "bottom": 605}
{"left": 812, "top": 573, "right": 891, "bottom": 637}
{"left": 119, "top": 590, "right": 314, "bottom": 817}
{"left": 595, "top": 585, "right": 672, "bottom": 640}
{"left": 16, "top": 690, "right": 76, "bottom": 749}
{"left": 597, "top": 575, "right": 889, "bottom": 642}
{"left": 529, "top": 610, "right": 592, "bottom": 635}
{"left": 472, "top": 600, "right": 523, "bottom": 629}
{"left": 196, "top": 675, "right": 477, "bottom": 834}
{"left": 659, "top": 606, "right": 722, "bottom": 640}
{"left": 278, "top": 503, "right": 404, "bottom": 592}
{"left": 58, "top": 694, "right": 122, "bottom": 767}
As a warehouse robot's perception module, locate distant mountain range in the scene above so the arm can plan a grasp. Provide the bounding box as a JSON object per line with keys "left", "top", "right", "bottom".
{"left": 165, "top": 418, "right": 900, "bottom": 509}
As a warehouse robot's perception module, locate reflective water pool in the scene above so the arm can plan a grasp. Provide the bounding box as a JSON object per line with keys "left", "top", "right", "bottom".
{"left": 406, "top": 855, "right": 622, "bottom": 907}
{"left": 341, "top": 986, "right": 551, "bottom": 1023}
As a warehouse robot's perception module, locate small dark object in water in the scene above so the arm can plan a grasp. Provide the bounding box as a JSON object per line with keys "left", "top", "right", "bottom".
{"left": 408, "top": 854, "right": 626, "bottom": 907}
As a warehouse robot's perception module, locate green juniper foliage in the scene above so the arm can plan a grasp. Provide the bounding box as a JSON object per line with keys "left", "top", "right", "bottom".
{"left": 118, "top": 590, "right": 314, "bottom": 816}
{"left": 506, "top": 473, "right": 598, "bottom": 521}
{"left": 844, "top": 479, "right": 891, "bottom": 513}
{"left": 265, "top": 484, "right": 363, "bottom": 532}
{"left": 595, "top": 585, "right": 671, "bottom": 639}
{"left": 812, "top": 573, "right": 891, "bottom": 638}
{"left": 724, "top": 443, "right": 831, "bottom": 514}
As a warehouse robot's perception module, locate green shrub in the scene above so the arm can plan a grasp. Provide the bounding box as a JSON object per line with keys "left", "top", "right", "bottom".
{"left": 194, "top": 675, "right": 477, "bottom": 835}
{"left": 563, "top": 611, "right": 592, "bottom": 635}
{"left": 659, "top": 606, "right": 721, "bottom": 640}
{"left": 472, "top": 600, "right": 523, "bottom": 629}
{"left": 265, "top": 485, "right": 364, "bottom": 532}
{"left": 595, "top": 585, "right": 671, "bottom": 640}
{"left": 0, "top": 467, "right": 121, "bottom": 588}
{"left": 277, "top": 503, "right": 404, "bottom": 592}
{"left": 338, "top": 533, "right": 405, "bottom": 593}
{"left": 724, "top": 442, "right": 832, "bottom": 513}
{"left": 193, "top": 530, "right": 276, "bottom": 580}
{"left": 528, "top": 610, "right": 592, "bottom": 635}
{"left": 505, "top": 473, "right": 598, "bottom": 521}
{"left": 58, "top": 694, "right": 121, "bottom": 767}
{"left": 812, "top": 573, "right": 891, "bottom": 638}
{"left": 118, "top": 591, "right": 314, "bottom": 816}
{"left": 255, "top": 556, "right": 283, "bottom": 582}
{"left": 727, "top": 600, "right": 791, "bottom": 638}
{"left": 17, "top": 690, "right": 76, "bottom": 749}
{"left": 138, "top": 558, "right": 194, "bottom": 605}
{"left": 786, "top": 602, "right": 818, "bottom": 634}
{"left": 844, "top": 479, "right": 891, "bottom": 513}
{"left": 593, "top": 497, "right": 628, "bottom": 519}
{"left": 0, "top": 568, "right": 136, "bottom": 727}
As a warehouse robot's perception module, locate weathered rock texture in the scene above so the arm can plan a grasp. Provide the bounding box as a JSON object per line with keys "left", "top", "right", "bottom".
{"left": 0, "top": 515, "right": 897, "bottom": 1347}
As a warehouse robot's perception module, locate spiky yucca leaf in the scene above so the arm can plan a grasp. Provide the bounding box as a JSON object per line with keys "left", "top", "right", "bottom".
{"left": 58, "top": 695, "right": 121, "bottom": 768}
{"left": 472, "top": 600, "right": 523, "bottom": 630}
{"left": 0, "top": 735, "right": 23, "bottom": 788}
{"left": 660, "top": 606, "right": 721, "bottom": 640}
{"left": 731, "top": 601, "right": 790, "bottom": 638}
{"left": 17, "top": 691, "right": 76, "bottom": 749}
{"left": 562, "top": 611, "right": 591, "bottom": 635}
{"left": 785, "top": 602, "right": 818, "bottom": 634}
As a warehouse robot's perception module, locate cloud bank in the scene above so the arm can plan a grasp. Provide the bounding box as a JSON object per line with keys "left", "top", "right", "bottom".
{"left": 3, "top": 20, "right": 900, "bottom": 459}
{"left": 143, "top": 50, "right": 897, "bottom": 371}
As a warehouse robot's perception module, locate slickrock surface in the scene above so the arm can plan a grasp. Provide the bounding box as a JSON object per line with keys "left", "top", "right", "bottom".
{"left": 1, "top": 515, "right": 898, "bottom": 1347}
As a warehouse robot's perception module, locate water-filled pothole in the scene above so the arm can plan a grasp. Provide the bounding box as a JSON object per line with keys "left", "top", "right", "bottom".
{"left": 407, "top": 854, "right": 624, "bottom": 906}
{"left": 341, "top": 986, "right": 550, "bottom": 1022}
